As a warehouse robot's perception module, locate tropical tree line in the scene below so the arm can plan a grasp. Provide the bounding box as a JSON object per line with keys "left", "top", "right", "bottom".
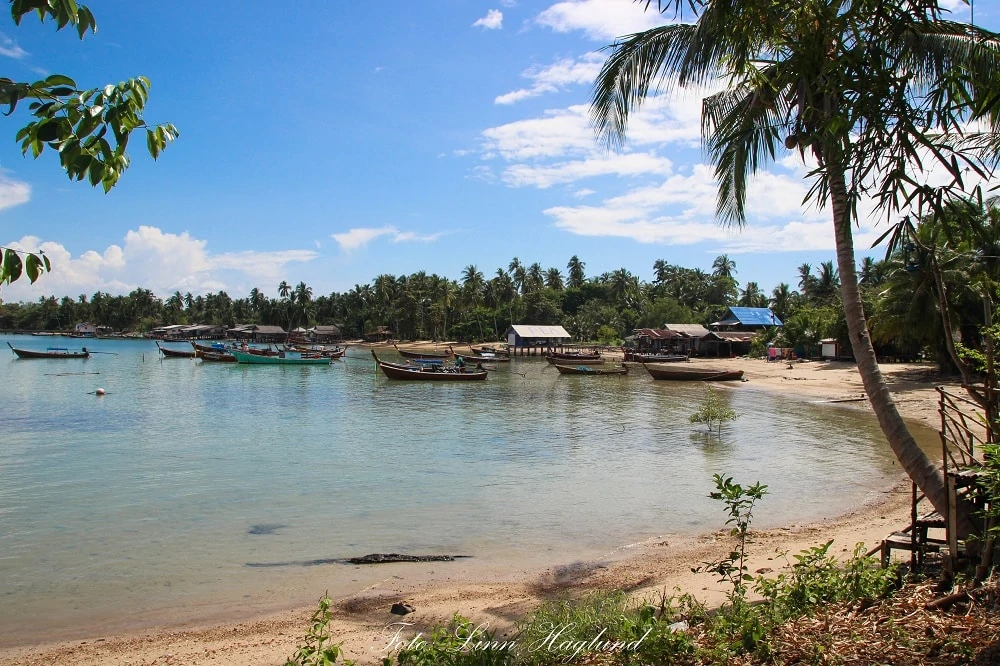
{"left": 0, "top": 227, "right": 992, "bottom": 364}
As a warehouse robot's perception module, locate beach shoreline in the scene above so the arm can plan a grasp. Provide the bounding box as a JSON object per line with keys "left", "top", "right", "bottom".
{"left": 0, "top": 354, "right": 961, "bottom": 666}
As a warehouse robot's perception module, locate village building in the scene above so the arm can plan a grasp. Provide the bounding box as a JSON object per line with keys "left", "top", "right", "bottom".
{"left": 504, "top": 324, "right": 572, "bottom": 356}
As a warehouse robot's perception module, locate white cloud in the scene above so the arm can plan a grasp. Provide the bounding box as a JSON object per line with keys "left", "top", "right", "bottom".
{"left": 0, "top": 173, "right": 31, "bottom": 211}
{"left": 331, "top": 226, "right": 397, "bottom": 251}
{"left": 481, "top": 96, "right": 701, "bottom": 163}
{"left": 495, "top": 54, "right": 603, "bottom": 104}
{"left": 541, "top": 165, "right": 838, "bottom": 250}
{"left": 2, "top": 226, "right": 318, "bottom": 301}
{"left": 331, "top": 226, "right": 448, "bottom": 251}
{"left": 536, "top": 0, "right": 666, "bottom": 41}
{"left": 473, "top": 9, "right": 504, "bottom": 29}
{"left": 502, "top": 152, "right": 674, "bottom": 188}
{"left": 0, "top": 34, "right": 27, "bottom": 59}
{"left": 573, "top": 188, "right": 595, "bottom": 198}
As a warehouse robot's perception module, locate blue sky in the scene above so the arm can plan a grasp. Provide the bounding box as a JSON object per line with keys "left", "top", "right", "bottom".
{"left": 0, "top": 0, "right": 993, "bottom": 303}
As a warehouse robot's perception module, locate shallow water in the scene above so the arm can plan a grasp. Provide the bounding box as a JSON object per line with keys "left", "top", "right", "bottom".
{"left": 0, "top": 336, "right": 932, "bottom": 644}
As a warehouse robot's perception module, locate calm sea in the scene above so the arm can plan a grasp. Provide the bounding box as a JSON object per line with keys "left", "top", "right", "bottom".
{"left": 0, "top": 335, "right": 928, "bottom": 644}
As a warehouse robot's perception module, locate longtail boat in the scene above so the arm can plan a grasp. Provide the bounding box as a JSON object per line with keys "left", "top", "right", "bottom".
{"left": 554, "top": 363, "right": 628, "bottom": 376}
{"left": 284, "top": 344, "right": 347, "bottom": 359}
{"left": 644, "top": 364, "right": 744, "bottom": 381}
{"left": 230, "top": 349, "right": 331, "bottom": 365}
{"left": 198, "top": 350, "right": 237, "bottom": 363}
{"left": 156, "top": 341, "right": 196, "bottom": 358}
{"left": 7, "top": 341, "right": 90, "bottom": 359}
{"left": 455, "top": 352, "right": 510, "bottom": 364}
{"left": 469, "top": 344, "right": 510, "bottom": 357}
{"left": 546, "top": 350, "right": 601, "bottom": 361}
{"left": 546, "top": 355, "right": 605, "bottom": 365}
{"left": 623, "top": 351, "right": 689, "bottom": 362}
{"left": 393, "top": 344, "right": 454, "bottom": 360}
{"left": 373, "top": 351, "right": 487, "bottom": 381}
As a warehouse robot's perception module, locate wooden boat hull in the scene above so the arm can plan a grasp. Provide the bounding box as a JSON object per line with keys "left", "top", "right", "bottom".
{"left": 546, "top": 355, "right": 605, "bottom": 365}
{"left": 547, "top": 351, "right": 601, "bottom": 361}
{"left": 554, "top": 364, "right": 628, "bottom": 375}
{"left": 198, "top": 350, "right": 237, "bottom": 363}
{"left": 156, "top": 342, "right": 196, "bottom": 358}
{"left": 7, "top": 342, "right": 89, "bottom": 359}
{"left": 455, "top": 353, "right": 510, "bottom": 364}
{"left": 393, "top": 344, "right": 453, "bottom": 360}
{"left": 231, "top": 350, "right": 330, "bottom": 365}
{"left": 285, "top": 345, "right": 347, "bottom": 359}
{"left": 644, "top": 364, "right": 744, "bottom": 381}
{"left": 373, "top": 351, "right": 486, "bottom": 380}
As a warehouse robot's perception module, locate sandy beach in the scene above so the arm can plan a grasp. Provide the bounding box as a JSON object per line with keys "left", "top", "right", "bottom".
{"left": 0, "top": 354, "right": 964, "bottom": 666}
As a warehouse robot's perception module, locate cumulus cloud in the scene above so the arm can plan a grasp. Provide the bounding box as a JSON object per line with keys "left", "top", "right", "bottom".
{"left": 1, "top": 226, "right": 318, "bottom": 301}
{"left": 536, "top": 0, "right": 665, "bottom": 41}
{"left": 331, "top": 226, "right": 447, "bottom": 251}
{"left": 473, "top": 9, "right": 503, "bottom": 29}
{"left": 541, "top": 165, "right": 839, "bottom": 251}
{"left": 495, "top": 54, "right": 603, "bottom": 104}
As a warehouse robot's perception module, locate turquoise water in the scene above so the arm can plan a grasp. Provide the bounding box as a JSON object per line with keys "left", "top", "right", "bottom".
{"left": 0, "top": 336, "right": 922, "bottom": 644}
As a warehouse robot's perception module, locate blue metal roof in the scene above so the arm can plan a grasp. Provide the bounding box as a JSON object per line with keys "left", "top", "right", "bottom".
{"left": 718, "top": 307, "right": 782, "bottom": 326}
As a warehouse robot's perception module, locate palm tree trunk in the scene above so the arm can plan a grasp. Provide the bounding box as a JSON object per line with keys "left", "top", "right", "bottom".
{"left": 823, "top": 151, "right": 974, "bottom": 536}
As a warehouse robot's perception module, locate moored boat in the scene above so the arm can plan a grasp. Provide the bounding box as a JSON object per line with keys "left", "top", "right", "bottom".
{"left": 284, "top": 344, "right": 347, "bottom": 359}
{"left": 455, "top": 352, "right": 510, "bottom": 364}
{"left": 230, "top": 349, "right": 331, "bottom": 365}
{"left": 7, "top": 342, "right": 90, "bottom": 359}
{"left": 546, "top": 355, "right": 605, "bottom": 365}
{"left": 198, "top": 350, "right": 237, "bottom": 363}
{"left": 623, "top": 350, "right": 689, "bottom": 362}
{"left": 546, "top": 350, "right": 601, "bottom": 361}
{"left": 393, "top": 343, "right": 454, "bottom": 360}
{"left": 373, "top": 351, "right": 487, "bottom": 381}
{"left": 156, "top": 341, "right": 196, "bottom": 358}
{"left": 644, "top": 364, "right": 744, "bottom": 381}
{"left": 554, "top": 363, "right": 628, "bottom": 376}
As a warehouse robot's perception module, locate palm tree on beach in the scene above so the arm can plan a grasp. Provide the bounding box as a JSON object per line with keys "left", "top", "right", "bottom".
{"left": 590, "top": 0, "right": 1000, "bottom": 527}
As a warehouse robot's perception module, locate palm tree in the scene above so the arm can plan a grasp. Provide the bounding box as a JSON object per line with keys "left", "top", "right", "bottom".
{"left": 738, "top": 281, "right": 767, "bottom": 308}
{"left": 711, "top": 254, "right": 736, "bottom": 280}
{"left": 277, "top": 281, "right": 291, "bottom": 301}
{"left": 545, "top": 267, "right": 565, "bottom": 291}
{"left": 590, "top": 0, "right": 998, "bottom": 525}
{"left": 508, "top": 257, "right": 526, "bottom": 295}
{"left": 813, "top": 261, "right": 841, "bottom": 303}
{"left": 769, "top": 283, "right": 796, "bottom": 323}
{"left": 567, "top": 255, "right": 586, "bottom": 289}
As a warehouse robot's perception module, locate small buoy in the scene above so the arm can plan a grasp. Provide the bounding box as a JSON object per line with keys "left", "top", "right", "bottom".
{"left": 95, "top": 387, "right": 106, "bottom": 396}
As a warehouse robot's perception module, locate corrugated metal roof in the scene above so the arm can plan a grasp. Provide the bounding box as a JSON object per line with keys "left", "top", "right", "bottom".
{"left": 633, "top": 328, "right": 682, "bottom": 340}
{"left": 665, "top": 323, "right": 711, "bottom": 337}
{"left": 718, "top": 307, "right": 782, "bottom": 326}
{"left": 508, "top": 325, "right": 571, "bottom": 338}
{"left": 706, "top": 331, "right": 756, "bottom": 341}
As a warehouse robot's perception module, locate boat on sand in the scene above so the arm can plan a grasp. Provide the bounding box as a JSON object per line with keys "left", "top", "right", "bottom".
{"left": 644, "top": 364, "right": 744, "bottom": 381}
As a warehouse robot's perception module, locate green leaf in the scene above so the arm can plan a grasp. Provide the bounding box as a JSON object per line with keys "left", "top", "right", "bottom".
{"left": 25, "top": 253, "right": 41, "bottom": 283}
{"left": 36, "top": 121, "right": 59, "bottom": 142}
{"left": 2, "top": 249, "right": 23, "bottom": 285}
{"left": 43, "top": 74, "right": 76, "bottom": 87}
{"left": 48, "top": 86, "right": 76, "bottom": 97}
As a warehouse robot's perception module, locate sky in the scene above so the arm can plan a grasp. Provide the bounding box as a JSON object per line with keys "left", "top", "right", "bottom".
{"left": 0, "top": 0, "right": 994, "bottom": 303}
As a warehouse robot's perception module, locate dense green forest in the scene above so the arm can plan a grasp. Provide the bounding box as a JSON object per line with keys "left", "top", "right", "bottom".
{"left": 1, "top": 204, "right": 997, "bottom": 360}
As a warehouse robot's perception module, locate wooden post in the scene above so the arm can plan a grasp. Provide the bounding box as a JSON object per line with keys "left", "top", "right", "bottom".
{"left": 947, "top": 472, "right": 958, "bottom": 576}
